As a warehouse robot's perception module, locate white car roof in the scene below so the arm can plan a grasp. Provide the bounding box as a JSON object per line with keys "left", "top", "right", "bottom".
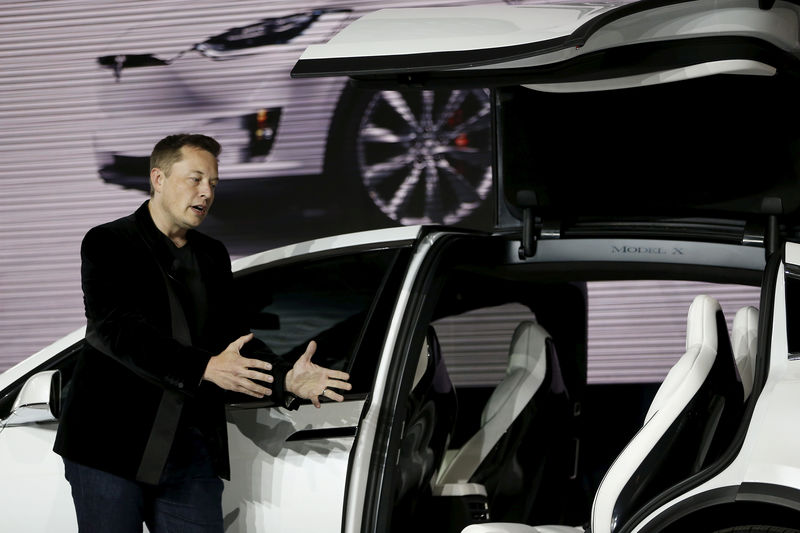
{"left": 232, "top": 225, "right": 423, "bottom": 273}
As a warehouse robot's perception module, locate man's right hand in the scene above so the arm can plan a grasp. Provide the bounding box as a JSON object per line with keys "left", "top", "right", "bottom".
{"left": 203, "top": 333, "right": 273, "bottom": 397}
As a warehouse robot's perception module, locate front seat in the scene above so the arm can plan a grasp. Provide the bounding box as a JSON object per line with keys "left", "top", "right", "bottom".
{"left": 434, "top": 319, "right": 573, "bottom": 524}
{"left": 463, "top": 294, "right": 746, "bottom": 533}
{"left": 590, "top": 294, "right": 745, "bottom": 533}
{"left": 392, "top": 325, "right": 458, "bottom": 530}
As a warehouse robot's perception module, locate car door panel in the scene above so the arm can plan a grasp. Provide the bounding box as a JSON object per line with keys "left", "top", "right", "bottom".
{"left": 291, "top": 1, "right": 638, "bottom": 77}
{"left": 0, "top": 424, "right": 76, "bottom": 532}
{"left": 224, "top": 400, "right": 365, "bottom": 532}
{"left": 291, "top": 0, "right": 800, "bottom": 86}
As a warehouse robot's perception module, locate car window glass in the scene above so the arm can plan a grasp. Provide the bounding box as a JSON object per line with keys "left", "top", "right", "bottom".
{"left": 235, "top": 248, "right": 406, "bottom": 396}
{"left": 433, "top": 302, "right": 534, "bottom": 388}
{"left": 433, "top": 280, "right": 760, "bottom": 388}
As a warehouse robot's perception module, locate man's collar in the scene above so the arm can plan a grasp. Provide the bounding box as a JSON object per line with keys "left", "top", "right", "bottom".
{"left": 133, "top": 201, "right": 182, "bottom": 266}
{"left": 134, "top": 200, "right": 197, "bottom": 244}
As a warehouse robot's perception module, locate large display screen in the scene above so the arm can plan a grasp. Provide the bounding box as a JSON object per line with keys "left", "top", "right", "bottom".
{"left": 0, "top": 0, "right": 494, "bottom": 371}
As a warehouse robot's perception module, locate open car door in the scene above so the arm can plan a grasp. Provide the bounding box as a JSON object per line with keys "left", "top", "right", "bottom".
{"left": 293, "top": 0, "right": 800, "bottom": 250}
{"left": 292, "top": 0, "right": 799, "bottom": 89}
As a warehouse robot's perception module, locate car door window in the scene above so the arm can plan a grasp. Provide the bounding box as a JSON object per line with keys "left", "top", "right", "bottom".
{"left": 234, "top": 247, "right": 409, "bottom": 398}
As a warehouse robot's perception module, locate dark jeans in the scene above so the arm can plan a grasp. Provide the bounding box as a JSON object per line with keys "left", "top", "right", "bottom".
{"left": 63, "top": 429, "right": 224, "bottom": 533}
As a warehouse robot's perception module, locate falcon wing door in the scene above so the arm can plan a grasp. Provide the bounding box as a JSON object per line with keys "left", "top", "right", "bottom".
{"left": 293, "top": 0, "right": 800, "bottom": 254}
{"left": 292, "top": 0, "right": 800, "bottom": 91}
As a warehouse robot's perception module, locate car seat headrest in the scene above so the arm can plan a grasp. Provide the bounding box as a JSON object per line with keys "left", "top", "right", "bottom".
{"left": 684, "top": 294, "right": 721, "bottom": 353}
{"left": 482, "top": 320, "right": 549, "bottom": 425}
{"left": 507, "top": 320, "right": 549, "bottom": 373}
{"left": 732, "top": 305, "right": 758, "bottom": 400}
{"left": 646, "top": 294, "right": 721, "bottom": 423}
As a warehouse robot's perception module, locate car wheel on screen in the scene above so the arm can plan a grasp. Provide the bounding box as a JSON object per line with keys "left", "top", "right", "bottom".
{"left": 326, "top": 85, "right": 493, "bottom": 226}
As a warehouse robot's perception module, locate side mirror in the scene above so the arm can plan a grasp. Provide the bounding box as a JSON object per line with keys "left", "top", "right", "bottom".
{"left": 2, "top": 370, "right": 61, "bottom": 427}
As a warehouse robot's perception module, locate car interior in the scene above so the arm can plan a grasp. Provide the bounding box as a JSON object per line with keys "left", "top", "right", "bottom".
{"left": 383, "top": 235, "right": 761, "bottom": 533}
{"left": 431, "top": 318, "right": 573, "bottom": 525}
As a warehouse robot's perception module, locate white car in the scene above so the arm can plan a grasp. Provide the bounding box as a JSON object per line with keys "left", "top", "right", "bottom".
{"left": 3, "top": 0, "right": 800, "bottom": 532}
{"left": 91, "top": 0, "right": 495, "bottom": 227}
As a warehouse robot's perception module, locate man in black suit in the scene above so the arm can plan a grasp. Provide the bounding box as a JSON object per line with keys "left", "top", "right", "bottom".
{"left": 54, "top": 133, "right": 350, "bottom": 532}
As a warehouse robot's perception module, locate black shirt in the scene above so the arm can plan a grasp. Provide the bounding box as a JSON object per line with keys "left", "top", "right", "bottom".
{"left": 163, "top": 236, "right": 215, "bottom": 474}
{"left": 166, "top": 238, "right": 209, "bottom": 347}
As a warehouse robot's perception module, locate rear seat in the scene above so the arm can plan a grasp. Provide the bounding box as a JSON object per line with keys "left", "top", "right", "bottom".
{"left": 429, "top": 320, "right": 575, "bottom": 532}
{"left": 463, "top": 294, "right": 747, "bottom": 533}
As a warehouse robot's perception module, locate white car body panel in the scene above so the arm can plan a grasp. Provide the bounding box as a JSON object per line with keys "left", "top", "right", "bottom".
{"left": 0, "top": 401, "right": 366, "bottom": 533}
{"left": 0, "top": 424, "right": 76, "bottom": 532}
{"left": 298, "top": 2, "right": 633, "bottom": 61}
{"left": 294, "top": 0, "right": 800, "bottom": 82}
{"left": 343, "top": 230, "right": 444, "bottom": 533}
{"left": 0, "top": 331, "right": 85, "bottom": 531}
{"left": 232, "top": 225, "right": 422, "bottom": 272}
{"left": 224, "top": 400, "right": 365, "bottom": 532}
{"left": 575, "top": 0, "right": 799, "bottom": 57}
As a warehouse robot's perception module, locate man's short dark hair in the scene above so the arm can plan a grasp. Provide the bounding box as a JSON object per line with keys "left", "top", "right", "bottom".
{"left": 149, "top": 133, "right": 221, "bottom": 195}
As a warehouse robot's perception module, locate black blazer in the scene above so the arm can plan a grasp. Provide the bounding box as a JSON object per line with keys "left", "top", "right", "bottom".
{"left": 54, "top": 201, "right": 289, "bottom": 483}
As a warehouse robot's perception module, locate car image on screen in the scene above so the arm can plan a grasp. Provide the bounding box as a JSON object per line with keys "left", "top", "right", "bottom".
{"left": 91, "top": 1, "right": 495, "bottom": 227}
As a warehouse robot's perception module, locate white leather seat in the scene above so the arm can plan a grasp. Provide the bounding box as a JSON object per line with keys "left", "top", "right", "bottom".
{"left": 461, "top": 294, "right": 743, "bottom": 533}
{"left": 731, "top": 305, "right": 758, "bottom": 401}
{"left": 435, "top": 320, "right": 550, "bottom": 491}
{"left": 640, "top": 294, "right": 723, "bottom": 424}
{"left": 590, "top": 294, "right": 735, "bottom": 533}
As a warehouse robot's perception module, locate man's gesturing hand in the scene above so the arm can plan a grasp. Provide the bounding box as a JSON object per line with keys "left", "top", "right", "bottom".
{"left": 286, "top": 341, "right": 352, "bottom": 408}
{"left": 203, "top": 333, "right": 273, "bottom": 398}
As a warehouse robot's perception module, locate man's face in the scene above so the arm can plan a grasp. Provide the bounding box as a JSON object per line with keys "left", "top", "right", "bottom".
{"left": 150, "top": 146, "right": 218, "bottom": 235}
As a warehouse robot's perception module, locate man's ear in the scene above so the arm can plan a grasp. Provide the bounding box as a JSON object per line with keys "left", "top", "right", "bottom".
{"left": 150, "top": 168, "right": 164, "bottom": 193}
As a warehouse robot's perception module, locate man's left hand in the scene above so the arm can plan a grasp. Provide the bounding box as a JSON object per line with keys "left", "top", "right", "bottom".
{"left": 285, "top": 341, "right": 352, "bottom": 408}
